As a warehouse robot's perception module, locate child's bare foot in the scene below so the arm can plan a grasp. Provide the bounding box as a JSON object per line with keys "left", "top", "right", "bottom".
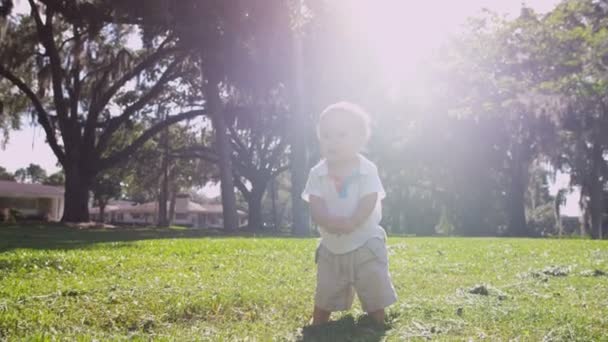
{"left": 356, "top": 313, "right": 390, "bottom": 336}
{"left": 368, "top": 309, "right": 385, "bottom": 326}
{"left": 312, "top": 306, "right": 331, "bottom": 325}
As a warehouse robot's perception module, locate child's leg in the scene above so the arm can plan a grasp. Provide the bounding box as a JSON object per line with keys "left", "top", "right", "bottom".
{"left": 354, "top": 238, "right": 397, "bottom": 326}
{"left": 312, "top": 306, "right": 331, "bottom": 325}
{"left": 313, "top": 244, "right": 354, "bottom": 325}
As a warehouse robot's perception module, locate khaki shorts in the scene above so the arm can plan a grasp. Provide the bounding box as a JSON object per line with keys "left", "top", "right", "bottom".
{"left": 314, "top": 238, "right": 397, "bottom": 312}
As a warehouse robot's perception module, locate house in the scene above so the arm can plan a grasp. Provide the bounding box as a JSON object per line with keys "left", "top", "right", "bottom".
{"left": 0, "top": 180, "right": 64, "bottom": 221}
{"left": 90, "top": 194, "right": 247, "bottom": 228}
{"left": 88, "top": 199, "right": 137, "bottom": 224}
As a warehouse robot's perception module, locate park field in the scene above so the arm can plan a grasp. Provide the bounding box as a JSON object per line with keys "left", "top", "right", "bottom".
{"left": 0, "top": 225, "right": 607, "bottom": 341}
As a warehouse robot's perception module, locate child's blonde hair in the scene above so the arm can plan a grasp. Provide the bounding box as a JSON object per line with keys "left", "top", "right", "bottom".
{"left": 318, "top": 101, "right": 371, "bottom": 142}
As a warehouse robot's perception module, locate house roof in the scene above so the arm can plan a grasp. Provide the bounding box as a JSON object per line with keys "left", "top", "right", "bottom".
{"left": 0, "top": 180, "right": 64, "bottom": 198}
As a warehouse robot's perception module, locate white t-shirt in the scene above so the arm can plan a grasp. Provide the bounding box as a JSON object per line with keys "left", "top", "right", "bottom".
{"left": 301, "top": 154, "right": 387, "bottom": 254}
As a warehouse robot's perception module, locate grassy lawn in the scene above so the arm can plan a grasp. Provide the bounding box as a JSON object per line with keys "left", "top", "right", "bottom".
{"left": 1, "top": 225, "right": 607, "bottom": 341}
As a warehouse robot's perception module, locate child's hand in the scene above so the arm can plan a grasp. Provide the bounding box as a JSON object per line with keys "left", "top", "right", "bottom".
{"left": 328, "top": 217, "right": 355, "bottom": 234}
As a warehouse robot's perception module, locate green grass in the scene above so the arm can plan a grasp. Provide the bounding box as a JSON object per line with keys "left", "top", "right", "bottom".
{"left": 1, "top": 224, "right": 607, "bottom": 341}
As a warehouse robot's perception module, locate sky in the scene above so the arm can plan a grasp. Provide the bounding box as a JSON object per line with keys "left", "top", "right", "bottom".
{"left": 1, "top": 0, "right": 579, "bottom": 215}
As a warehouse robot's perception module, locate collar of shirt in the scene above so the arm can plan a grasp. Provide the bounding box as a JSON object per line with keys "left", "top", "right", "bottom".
{"left": 315, "top": 154, "right": 375, "bottom": 176}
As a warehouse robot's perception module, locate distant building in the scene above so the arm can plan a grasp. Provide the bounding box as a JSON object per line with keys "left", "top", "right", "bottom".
{"left": 90, "top": 194, "right": 247, "bottom": 228}
{"left": 0, "top": 180, "right": 64, "bottom": 221}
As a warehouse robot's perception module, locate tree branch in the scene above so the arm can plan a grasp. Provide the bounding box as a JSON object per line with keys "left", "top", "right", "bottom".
{"left": 68, "top": 24, "right": 82, "bottom": 121}
{"left": 91, "top": 37, "right": 176, "bottom": 118}
{"left": 29, "top": 0, "right": 69, "bottom": 122}
{"left": 228, "top": 125, "right": 254, "bottom": 167}
{"left": 84, "top": 69, "right": 111, "bottom": 150}
{"left": 265, "top": 139, "right": 287, "bottom": 170}
{"left": 270, "top": 164, "right": 290, "bottom": 178}
{"left": 225, "top": 130, "right": 255, "bottom": 177}
{"left": 94, "top": 58, "right": 183, "bottom": 155}
{"left": 231, "top": 153, "right": 255, "bottom": 178}
{"left": 233, "top": 175, "right": 251, "bottom": 200}
{"left": 170, "top": 145, "right": 218, "bottom": 163}
{"left": 98, "top": 109, "right": 205, "bottom": 170}
{"left": 0, "top": 63, "right": 66, "bottom": 164}
{"left": 228, "top": 125, "right": 250, "bottom": 154}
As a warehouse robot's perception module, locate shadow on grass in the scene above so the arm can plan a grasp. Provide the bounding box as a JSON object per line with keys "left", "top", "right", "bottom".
{"left": 298, "top": 314, "right": 389, "bottom": 342}
{"left": 0, "top": 223, "right": 301, "bottom": 252}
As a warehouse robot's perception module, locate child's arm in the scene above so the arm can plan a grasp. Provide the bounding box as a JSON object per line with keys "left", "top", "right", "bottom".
{"left": 309, "top": 193, "right": 378, "bottom": 234}
{"left": 341, "top": 192, "right": 378, "bottom": 233}
{"left": 309, "top": 195, "right": 350, "bottom": 234}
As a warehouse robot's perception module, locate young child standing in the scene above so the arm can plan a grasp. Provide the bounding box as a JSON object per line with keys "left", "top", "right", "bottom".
{"left": 302, "top": 102, "right": 397, "bottom": 326}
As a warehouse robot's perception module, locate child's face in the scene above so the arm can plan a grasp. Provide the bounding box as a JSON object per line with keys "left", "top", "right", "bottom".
{"left": 318, "top": 111, "right": 364, "bottom": 163}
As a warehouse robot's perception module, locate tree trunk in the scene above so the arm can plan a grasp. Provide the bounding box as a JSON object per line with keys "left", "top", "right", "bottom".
{"left": 157, "top": 121, "right": 169, "bottom": 227}
{"left": 214, "top": 113, "right": 239, "bottom": 231}
{"left": 554, "top": 191, "right": 563, "bottom": 238}
{"left": 579, "top": 188, "right": 590, "bottom": 237}
{"left": 168, "top": 188, "right": 177, "bottom": 226}
{"left": 247, "top": 186, "right": 266, "bottom": 231}
{"left": 61, "top": 163, "right": 92, "bottom": 222}
{"left": 157, "top": 167, "right": 169, "bottom": 227}
{"left": 203, "top": 67, "right": 239, "bottom": 231}
{"left": 289, "top": 145, "right": 309, "bottom": 236}
{"left": 270, "top": 178, "right": 278, "bottom": 231}
{"left": 588, "top": 144, "right": 604, "bottom": 239}
{"left": 290, "top": 28, "right": 310, "bottom": 236}
{"left": 99, "top": 201, "right": 106, "bottom": 223}
{"left": 505, "top": 149, "right": 528, "bottom": 236}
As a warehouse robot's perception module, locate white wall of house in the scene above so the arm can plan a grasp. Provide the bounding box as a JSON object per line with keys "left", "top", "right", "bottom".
{"left": 173, "top": 212, "right": 194, "bottom": 226}
{"left": 0, "top": 195, "right": 63, "bottom": 221}
{"left": 0, "top": 181, "right": 64, "bottom": 221}
{"left": 50, "top": 196, "right": 63, "bottom": 221}
{"left": 92, "top": 210, "right": 245, "bottom": 229}
{"left": 89, "top": 195, "right": 247, "bottom": 228}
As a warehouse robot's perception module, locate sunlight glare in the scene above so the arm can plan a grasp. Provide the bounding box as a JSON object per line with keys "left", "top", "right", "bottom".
{"left": 333, "top": 0, "right": 560, "bottom": 101}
